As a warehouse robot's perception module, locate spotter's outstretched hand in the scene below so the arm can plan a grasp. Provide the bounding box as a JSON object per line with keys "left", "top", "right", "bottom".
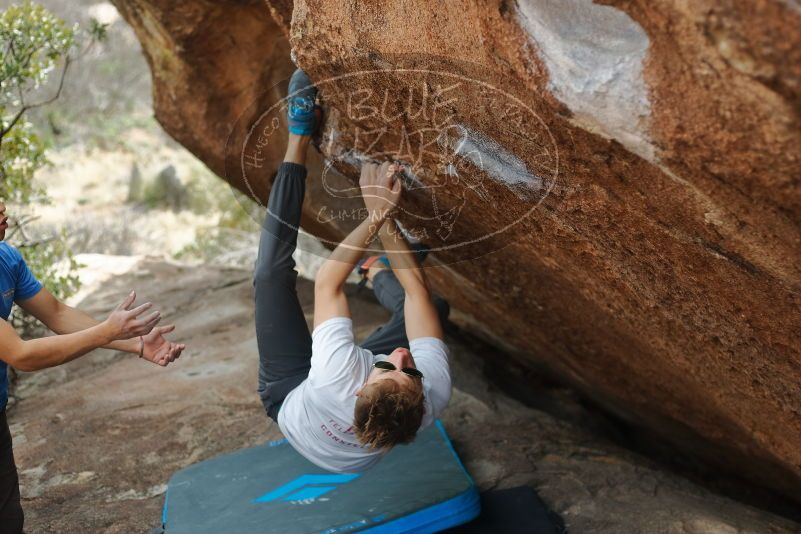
{"left": 104, "top": 291, "right": 161, "bottom": 341}
{"left": 141, "top": 324, "right": 185, "bottom": 367}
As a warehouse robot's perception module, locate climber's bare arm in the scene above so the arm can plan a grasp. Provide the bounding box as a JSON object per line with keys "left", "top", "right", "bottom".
{"left": 378, "top": 218, "right": 443, "bottom": 341}
{"left": 314, "top": 162, "right": 400, "bottom": 328}
{"left": 314, "top": 216, "right": 381, "bottom": 327}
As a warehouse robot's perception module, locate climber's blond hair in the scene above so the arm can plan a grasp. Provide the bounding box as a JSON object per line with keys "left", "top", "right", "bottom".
{"left": 353, "top": 379, "right": 425, "bottom": 449}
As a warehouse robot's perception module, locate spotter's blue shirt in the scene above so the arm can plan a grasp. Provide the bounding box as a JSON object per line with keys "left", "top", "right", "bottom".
{"left": 0, "top": 243, "right": 43, "bottom": 411}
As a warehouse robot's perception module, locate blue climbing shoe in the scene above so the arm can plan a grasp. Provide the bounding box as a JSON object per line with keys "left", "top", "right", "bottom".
{"left": 287, "top": 68, "right": 319, "bottom": 136}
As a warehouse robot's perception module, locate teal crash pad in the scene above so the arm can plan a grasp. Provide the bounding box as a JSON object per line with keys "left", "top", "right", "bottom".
{"left": 162, "top": 420, "right": 480, "bottom": 533}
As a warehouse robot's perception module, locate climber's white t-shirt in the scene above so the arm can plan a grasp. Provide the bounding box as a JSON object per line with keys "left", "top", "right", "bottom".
{"left": 278, "top": 317, "right": 451, "bottom": 473}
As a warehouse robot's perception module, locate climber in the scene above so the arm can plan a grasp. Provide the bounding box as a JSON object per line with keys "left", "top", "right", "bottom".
{"left": 0, "top": 203, "right": 185, "bottom": 534}
{"left": 253, "top": 69, "right": 452, "bottom": 472}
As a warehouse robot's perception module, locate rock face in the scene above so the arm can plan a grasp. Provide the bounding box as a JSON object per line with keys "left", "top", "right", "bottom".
{"left": 111, "top": 0, "right": 801, "bottom": 500}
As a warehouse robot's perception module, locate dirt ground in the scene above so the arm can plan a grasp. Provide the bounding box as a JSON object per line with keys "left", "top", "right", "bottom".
{"left": 7, "top": 257, "right": 800, "bottom": 533}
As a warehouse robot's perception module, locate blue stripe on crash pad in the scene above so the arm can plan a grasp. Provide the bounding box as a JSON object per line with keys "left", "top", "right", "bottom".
{"left": 161, "top": 488, "right": 168, "bottom": 527}
{"left": 362, "top": 487, "right": 480, "bottom": 534}
{"left": 254, "top": 473, "right": 360, "bottom": 503}
{"left": 282, "top": 485, "right": 338, "bottom": 502}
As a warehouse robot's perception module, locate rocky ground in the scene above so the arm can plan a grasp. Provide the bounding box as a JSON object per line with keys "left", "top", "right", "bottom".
{"left": 7, "top": 255, "right": 800, "bottom": 533}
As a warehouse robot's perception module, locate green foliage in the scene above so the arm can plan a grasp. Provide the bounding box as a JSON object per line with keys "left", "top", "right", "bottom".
{"left": 0, "top": 0, "right": 74, "bottom": 201}
{"left": 10, "top": 228, "right": 82, "bottom": 337}
{"left": 30, "top": 229, "right": 82, "bottom": 299}
{"left": 1, "top": 1, "right": 108, "bottom": 190}
{"left": 0, "top": 2, "right": 105, "bottom": 337}
{"left": 87, "top": 17, "right": 108, "bottom": 43}
{"left": 0, "top": 120, "right": 46, "bottom": 204}
{"left": 0, "top": 1, "right": 76, "bottom": 105}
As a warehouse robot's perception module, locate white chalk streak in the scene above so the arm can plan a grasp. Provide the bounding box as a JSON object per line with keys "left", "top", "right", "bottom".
{"left": 451, "top": 126, "right": 543, "bottom": 198}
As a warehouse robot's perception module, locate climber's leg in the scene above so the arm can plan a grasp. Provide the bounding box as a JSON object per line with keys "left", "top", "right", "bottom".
{"left": 254, "top": 157, "right": 312, "bottom": 423}
{"left": 254, "top": 69, "right": 320, "bottom": 422}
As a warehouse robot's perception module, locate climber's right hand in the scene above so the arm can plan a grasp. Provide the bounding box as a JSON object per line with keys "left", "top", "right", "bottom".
{"left": 360, "top": 161, "right": 403, "bottom": 218}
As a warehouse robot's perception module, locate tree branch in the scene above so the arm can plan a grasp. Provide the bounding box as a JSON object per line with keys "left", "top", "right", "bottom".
{"left": 0, "top": 55, "right": 72, "bottom": 139}
{"left": 0, "top": 106, "right": 28, "bottom": 139}
{"left": 0, "top": 39, "right": 13, "bottom": 67}
{"left": 6, "top": 215, "right": 42, "bottom": 244}
{"left": 29, "top": 55, "right": 71, "bottom": 110}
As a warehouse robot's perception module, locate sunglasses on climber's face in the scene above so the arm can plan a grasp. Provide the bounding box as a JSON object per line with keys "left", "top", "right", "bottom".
{"left": 373, "top": 360, "right": 424, "bottom": 379}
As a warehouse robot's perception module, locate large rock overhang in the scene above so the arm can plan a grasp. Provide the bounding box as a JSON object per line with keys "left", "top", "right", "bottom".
{"left": 111, "top": 0, "right": 801, "bottom": 501}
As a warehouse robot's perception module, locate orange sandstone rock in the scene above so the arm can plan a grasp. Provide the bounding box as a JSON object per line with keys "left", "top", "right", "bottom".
{"left": 111, "top": 0, "right": 801, "bottom": 501}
